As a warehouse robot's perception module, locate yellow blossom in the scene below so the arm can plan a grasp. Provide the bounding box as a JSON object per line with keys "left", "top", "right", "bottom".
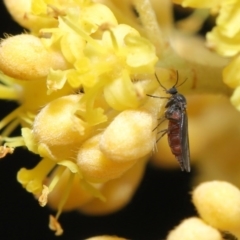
{"left": 86, "top": 236, "right": 127, "bottom": 240}
{"left": 32, "top": 94, "right": 93, "bottom": 160}
{"left": 192, "top": 181, "right": 240, "bottom": 237}
{"left": 0, "top": 0, "right": 160, "bottom": 235}
{"left": 77, "top": 133, "right": 137, "bottom": 183}
{"left": 173, "top": 0, "right": 240, "bottom": 114}
{"left": 79, "top": 158, "right": 146, "bottom": 215}
{"left": 0, "top": 34, "right": 68, "bottom": 80}
{"left": 173, "top": 0, "right": 240, "bottom": 56}
{"left": 100, "top": 108, "right": 157, "bottom": 162}
{"left": 2, "top": 0, "right": 240, "bottom": 237}
{"left": 166, "top": 217, "right": 222, "bottom": 240}
{"left": 3, "top": 0, "right": 57, "bottom": 33}
{"left": 167, "top": 181, "right": 240, "bottom": 239}
{"left": 206, "top": 0, "right": 240, "bottom": 57}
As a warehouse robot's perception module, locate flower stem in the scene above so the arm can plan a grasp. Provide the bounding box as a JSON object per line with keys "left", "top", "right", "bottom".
{"left": 132, "top": 0, "right": 165, "bottom": 57}
{"left": 0, "top": 84, "right": 19, "bottom": 100}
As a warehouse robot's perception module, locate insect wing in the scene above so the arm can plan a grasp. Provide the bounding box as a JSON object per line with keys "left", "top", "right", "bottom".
{"left": 180, "top": 109, "right": 191, "bottom": 172}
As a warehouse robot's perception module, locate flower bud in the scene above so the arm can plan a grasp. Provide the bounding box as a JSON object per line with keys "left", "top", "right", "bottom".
{"left": 80, "top": 159, "right": 146, "bottom": 215}
{"left": 86, "top": 236, "right": 126, "bottom": 240}
{"left": 33, "top": 94, "right": 92, "bottom": 160}
{"left": 77, "top": 134, "right": 137, "bottom": 183}
{"left": 193, "top": 181, "right": 240, "bottom": 233}
{"left": 0, "top": 35, "right": 67, "bottom": 80}
{"left": 167, "top": 217, "right": 222, "bottom": 240}
{"left": 100, "top": 109, "right": 156, "bottom": 162}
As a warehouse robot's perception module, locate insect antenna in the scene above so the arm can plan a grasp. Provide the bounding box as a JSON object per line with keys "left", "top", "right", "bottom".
{"left": 154, "top": 73, "right": 167, "bottom": 91}
{"left": 174, "top": 71, "right": 189, "bottom": 89}
{"left": 155, "top": 71, "right": 185, "bottom": 89}
{"left": 176, "top": 79, "right": 187, "bottom": 88}
{"left": 173, "top": 70, "right": 179, "bottom": 87}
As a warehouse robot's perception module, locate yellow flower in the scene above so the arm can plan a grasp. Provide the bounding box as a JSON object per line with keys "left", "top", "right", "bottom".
{"left": 3, "top": 0, "right": 240, "bottom": 237}
{"left": 193, "top": 181, "right": 240, "bottom": 234}
{"left": 31, "top": 94, "right": 93, "bottom": 160}
{"left": 193, "top": 181, "right": 240, "bottom": 238}
{"left": 167, "top": 181, "right": 240, "bottom": 239}
{"left": 42, "top": 21, "right": 158, "bottom": 108}
{"left": 0, "top": 0, "right": 160, "bottom": 235}
{"left": 167, "top": 217, "right": 222, "bottom": 240}
{"left": 3, "top": 0, "right": 57, "bottom": 33}
{"left": 173, "top": 0, "right": 240, "bottom": 113}
{"left": 173, "top": 0, "right": 240, "bottom": 57}
{"left": 85, "top": 236, "right": 127, "bottom": 240}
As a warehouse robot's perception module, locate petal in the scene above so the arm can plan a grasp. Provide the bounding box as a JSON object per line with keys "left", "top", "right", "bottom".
{"left": 223, "top": 55, "right": 240, "bottom": 88}
{"left": 21, "top": 127, "right": 39, "bottom": 154}
{"left": 207, "top": 27, "right": 240, "bottom": 57}
{"left": 104, "top": 70, "right": 140, "bottom": 111}
{"left": 125, "top": 33, "right": 158, "bottom": 70}
{"left": 17, "top": 158, "right": 55, "bottom": 194}
{"left": 216, "top": 0, "right": 240, "bottom": 38}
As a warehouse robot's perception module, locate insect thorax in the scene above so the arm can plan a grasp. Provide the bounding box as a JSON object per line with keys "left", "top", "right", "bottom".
{"left": 166, "top": 93, "right": 186, "bottom": 110}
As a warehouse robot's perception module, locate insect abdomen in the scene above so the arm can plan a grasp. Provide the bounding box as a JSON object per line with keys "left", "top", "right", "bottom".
{"left": 168, "top": 120, "right": 181, "bottom": 156}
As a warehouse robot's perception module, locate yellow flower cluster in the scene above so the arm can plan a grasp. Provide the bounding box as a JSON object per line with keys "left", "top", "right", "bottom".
{"left": 173, "top": 0, "right": 240, "bottom": 112}
{"left": 2, "top": 0, "right": 240, "bottom": 238}
{"left": 167, "top": 181, "right": 240, "bottom": 240}
{"left": 0, "top": 0, "right": 160, "bottom": 235}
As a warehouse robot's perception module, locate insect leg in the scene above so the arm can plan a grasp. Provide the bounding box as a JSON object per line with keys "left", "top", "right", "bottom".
{"left": 146, "top": 94, "right": 170, "bottom": 99}
{"left": 156, "top": 129, "right": 168, "bottom": 143}
{"left": 152, "top": 117, "right": 166, "bottom": 131}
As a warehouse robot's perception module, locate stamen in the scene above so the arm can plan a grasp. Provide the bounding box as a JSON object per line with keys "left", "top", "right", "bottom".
{"left": 38, "top": 166, "right": 67, "bottom": 207}
{"left": 60, "top": 17, "right": 106, "bottom": 54}
{"left": 38, "top": 185, "right": 49, "bottom": 207}
{"left": 0, "top": 106, "right": 23, "bottom": 130}
{"left": 49, "top": 215, "right": 63, "bottom": 236}
{"left": 3, "top": 136, "right": 25, "bottom": 148}
{"left": 48, "top": 166, "right": 66, "bottom": 192}
{"left": 0, "top": 146, "right": 14, "bottom": 158}
{"left": 106, "top": 29, "right": 118, "bottom": 50}
{"left": 81, "top": 179, "right": 106, "bottom": 202}
{"left": 0, "top": 118, "right": 20, "bottom": 139}
{"left": 0, "top": 72, "right": 18, "bottom": 87}
{"left": 132, "top": 0, "right": 165, "bottom": 56}
{"left": 19, "top": 111, "right": 36, "bottom": 126}
{"left": 55, "top": 169, "right": 74, "bottom": 219}
{"left": 0, "top": 84, "right": 19, "bottom": 100}
{"left": 17, "top": 158, "right": 56, "bottom": 194}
